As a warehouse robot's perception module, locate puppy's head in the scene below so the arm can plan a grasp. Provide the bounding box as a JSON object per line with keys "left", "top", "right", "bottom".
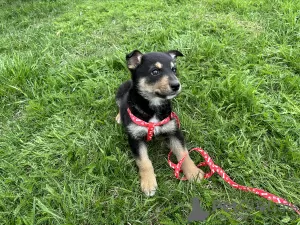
{"left": 126, "top": 50, "right": 183, "bottom": 104}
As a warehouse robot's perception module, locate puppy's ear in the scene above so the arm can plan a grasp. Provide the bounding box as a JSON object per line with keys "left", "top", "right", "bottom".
{"left": 126, "top": 50, "right": 143, "bottom": 70}
{"left": 167, "top": 50, "right": 184, "bottom": 59}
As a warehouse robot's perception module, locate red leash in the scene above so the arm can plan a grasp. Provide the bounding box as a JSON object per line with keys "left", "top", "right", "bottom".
{"left": 126, "top": 108, "right": 300, "bottom": 215}
{"left": 168, "top": 148, "right": 300, "bottom": 215}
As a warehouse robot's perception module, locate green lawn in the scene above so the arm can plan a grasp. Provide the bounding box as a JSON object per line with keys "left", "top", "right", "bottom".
{"left": 1, "top": 0, "right": 300, "bottom": 224}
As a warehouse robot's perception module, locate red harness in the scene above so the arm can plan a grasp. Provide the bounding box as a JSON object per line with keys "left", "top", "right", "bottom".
{"left": 127, "top": 108, "right": 300, "bottom": 215}
{"left": 127, "top": 108, "right": 180, "bottom": 141}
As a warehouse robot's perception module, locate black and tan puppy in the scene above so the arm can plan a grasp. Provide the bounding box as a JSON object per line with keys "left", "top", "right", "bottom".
{"left": 116, "top": 50, "right": 204, "bottom": 196}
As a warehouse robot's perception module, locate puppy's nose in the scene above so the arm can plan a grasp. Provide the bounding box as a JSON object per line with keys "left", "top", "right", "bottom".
{"left": 170, "top": 82, "right": 180, "bottom": 91}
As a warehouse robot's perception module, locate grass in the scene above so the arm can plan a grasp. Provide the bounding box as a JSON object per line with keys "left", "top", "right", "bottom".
{"left": 0, "top": 0, "right": 300, "bottom": 224}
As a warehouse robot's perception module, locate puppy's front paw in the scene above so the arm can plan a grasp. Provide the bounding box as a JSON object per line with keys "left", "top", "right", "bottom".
{"left": 182, "top": 160, "right": 204, "bottom": 181}
{"left": 140, "top": 172, "right": 157, "bottom": 196}
{"left": 185, "top": 166, "right": 204, "bottom": 181}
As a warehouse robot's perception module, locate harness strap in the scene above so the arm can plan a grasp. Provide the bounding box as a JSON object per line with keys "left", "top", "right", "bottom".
{"left": 127, "top": 108, "right": 180, "bottom": 141}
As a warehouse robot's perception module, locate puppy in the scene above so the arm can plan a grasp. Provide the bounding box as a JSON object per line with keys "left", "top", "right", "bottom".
{"left": 116, "top": 50, "right": 204, "bottom": 196}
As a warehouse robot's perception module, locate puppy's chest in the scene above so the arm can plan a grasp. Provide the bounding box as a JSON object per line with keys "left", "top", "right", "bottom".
{"left": 127, "top": 115, "right": 177, "bottom": 139}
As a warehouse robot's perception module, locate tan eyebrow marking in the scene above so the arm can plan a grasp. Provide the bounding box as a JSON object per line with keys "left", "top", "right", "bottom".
{"left": 155, "top": 62, "right": 163, "bottom": 69}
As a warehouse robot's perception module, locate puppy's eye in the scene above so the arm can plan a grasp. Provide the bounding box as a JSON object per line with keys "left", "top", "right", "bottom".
{"left": 172, "top": 67, "right": 177, "bottom": 73}
{"left": 151, "top": 69, "right": 160, "bottom": 76}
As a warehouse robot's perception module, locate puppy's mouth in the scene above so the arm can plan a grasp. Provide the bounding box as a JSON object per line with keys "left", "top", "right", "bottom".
{"left": 155, "top": 89, "right": 181, "bottom": 99}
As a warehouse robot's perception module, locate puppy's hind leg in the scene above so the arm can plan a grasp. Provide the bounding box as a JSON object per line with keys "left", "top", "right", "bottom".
{"left": 115, "top": 97, "right": 122, "bottom": 124}
{"left": 115, "top": 110, "right": 121, "bottom": 124}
